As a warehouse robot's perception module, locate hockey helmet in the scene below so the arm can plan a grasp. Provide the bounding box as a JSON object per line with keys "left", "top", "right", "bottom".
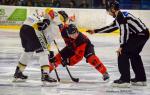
{"left": 45, "top": 8, "right": 55, "bottom": 19}
{"left": 67, "top": 24, "right": 78, "bottom": 35}
{"left": 45, "top": 8, "right": 54, "bottom": 14}
{"left": 106, "top": 0, "right": 120, "bottom": 11}
{"left": 58, "top": 10, "right": 68, "bottom": 22}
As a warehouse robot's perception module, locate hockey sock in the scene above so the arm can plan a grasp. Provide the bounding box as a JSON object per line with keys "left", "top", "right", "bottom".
{"left": 87, "top": 55, "right": 107, "bottom": 74}
{"left": 41, "top": 65, "right": 49, "bottom": 74}
{"left": 17, "top": 62, "right": 27, "bottom": 72}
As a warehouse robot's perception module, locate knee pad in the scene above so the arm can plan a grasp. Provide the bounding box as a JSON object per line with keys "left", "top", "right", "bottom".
{"left": 38, "top": 51, "right": 49, "bottom": 67}
{"left": 19, "top": 52, "right": 34, "bottom": 65}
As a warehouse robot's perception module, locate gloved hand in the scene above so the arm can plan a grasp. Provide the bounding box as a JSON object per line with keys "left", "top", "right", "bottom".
{"left": 61, "top": 58, "right": 70, "bottom": 67}
{"left": 37, "top": 19, "right": 50, "bottom": 31}
{"left": 86, "top": 30, "right": 95, "bottom": 34}
{"left": 49, "top": 51, "right": 55, "bottom": 63}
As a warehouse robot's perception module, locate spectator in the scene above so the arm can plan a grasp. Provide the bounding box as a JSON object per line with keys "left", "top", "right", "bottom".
{"left": 52, "top": 0, "right": 61, "bottom": 7}
{"left": 93, "top": 0, "right": 101, "bottom": 8}
{"left": 79, "top": 0, "right": 89, "bottom": 8}
{"left": 68, "top": 0, "right": 76, "bottom": 8}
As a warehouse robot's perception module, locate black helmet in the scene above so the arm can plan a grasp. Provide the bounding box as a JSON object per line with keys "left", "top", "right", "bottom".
{"left": 67, "top": 24, "right": 78, "bottom": 35}
{"left": 106, "top": 0, "right": 120, "bottom": 11}
{"left": 58, "top": 10, "right": 68, "bottom": 22}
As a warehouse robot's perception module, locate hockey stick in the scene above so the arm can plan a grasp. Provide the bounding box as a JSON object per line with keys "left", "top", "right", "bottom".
{"left": 53, "top": 40, "right": 79, "bottom": 82}
{"left": 33, "top": 12, "right": 78, "bottom": 82}
{"left": 41, "top": 32, "right": 60, "bottom": 82}
{"left": 33, "top": 13, "right": 60, "bottom": 82}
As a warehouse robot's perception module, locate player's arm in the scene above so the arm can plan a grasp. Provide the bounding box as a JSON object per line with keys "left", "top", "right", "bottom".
{"left": 87, "top": 21, "right": 118, "bottom": 34}
{"left": 37, "top": 19, "right": 50, "bottom": 31}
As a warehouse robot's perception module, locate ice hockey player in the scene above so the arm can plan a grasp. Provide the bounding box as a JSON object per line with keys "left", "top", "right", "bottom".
{"left": 87, "top": 1, "right": 149, "bottom": 87}
{"left": 45, "top": 9, "right": 110, "bottom": 81}
{"left": 61, "top": 24, "right": 110, "bottom": 81}
{"left": 13, "top": 10, "right": 57, "bottom": 82}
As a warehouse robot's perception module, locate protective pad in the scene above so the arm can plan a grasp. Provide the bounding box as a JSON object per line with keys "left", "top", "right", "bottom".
{"left": 19, "top": 52, "right": 34, "bottom": 65}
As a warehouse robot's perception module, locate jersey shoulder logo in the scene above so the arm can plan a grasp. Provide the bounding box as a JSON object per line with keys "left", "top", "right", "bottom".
{"left": 122, "top": 11, "right": 129, "bottom": 17}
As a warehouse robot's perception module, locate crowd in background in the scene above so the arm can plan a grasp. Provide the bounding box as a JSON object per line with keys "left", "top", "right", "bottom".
{"left": 0, "top": 0, "right": 92, "bottom": 8}
{"left": 0, "top": 0, "right": 150, "bottom": 9}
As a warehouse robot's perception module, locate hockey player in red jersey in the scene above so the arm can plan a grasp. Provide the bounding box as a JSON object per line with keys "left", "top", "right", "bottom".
{"left": 44, "top": 9, "right": 109, "bottom": 81}
{"left": 47, "top": 10, "right": 110, "bottom": 81}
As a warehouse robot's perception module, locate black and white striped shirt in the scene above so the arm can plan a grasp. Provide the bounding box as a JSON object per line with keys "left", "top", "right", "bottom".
{"left": 95, "top": 11, "right": 148, "bottom": 48}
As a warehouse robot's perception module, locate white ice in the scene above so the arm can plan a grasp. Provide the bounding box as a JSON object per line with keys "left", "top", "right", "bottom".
{"left": 0, "top": 30, "right": 150, "bottom": 95}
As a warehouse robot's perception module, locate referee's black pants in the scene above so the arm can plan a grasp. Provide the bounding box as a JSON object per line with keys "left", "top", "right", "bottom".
{"left": 118, "top": 31, "right": 149, "bottom": 82}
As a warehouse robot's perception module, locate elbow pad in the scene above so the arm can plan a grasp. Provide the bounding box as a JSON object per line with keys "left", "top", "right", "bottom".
{"left": 37, "top": 19, "right": 50, "bottom": 31}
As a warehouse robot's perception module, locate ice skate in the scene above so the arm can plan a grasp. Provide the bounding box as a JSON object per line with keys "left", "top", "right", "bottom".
{"left": 102, "top": 72, "right": 110, "bottom": 81}
{"left": 131, "top": 78, "right": 147, "bottom": 86}
{"left": 13, "top": 66, "right": 28, "bottom": 82}
{"left": 111, "top": 79, "right": 130, "bottom": 88}
{"left": 41, "top": 72, "right": 57, "bottom": 83}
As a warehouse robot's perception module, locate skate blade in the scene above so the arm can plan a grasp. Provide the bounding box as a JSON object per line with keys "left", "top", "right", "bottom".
{"left": 131, "top": 82, "right": 147, "bottom": 86}
{"left": 111, "top": 83, "right": 131, "bottom": 88}
{"left": 42, "top": 81, "right": 58, "bottom": 87}
{"left": 12, "top": 78, "right": 26, "bottom": 82}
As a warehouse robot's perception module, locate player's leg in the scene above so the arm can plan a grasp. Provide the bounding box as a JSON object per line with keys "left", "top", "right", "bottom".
{"left": 87, "top": 55, "right": 109, "bottom": 81}
{"left": 85, "top": 45, "right": 109, "bottom": 81}
{"left": 13, "top": 52, "right": 34, "bottom": 80}
{"left": 13, "top": 25, "right": 35, "bottom": 81}
{"left": 38, "top": 51, "right": 57, "bottom": 82}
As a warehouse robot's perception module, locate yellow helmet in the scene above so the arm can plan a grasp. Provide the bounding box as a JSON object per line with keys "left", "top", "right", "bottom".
{"left": 45, "top": 8, "right": 55, "bottom": 19}
{"left": 45, "top": 8, "right": 53, "bottom": 14}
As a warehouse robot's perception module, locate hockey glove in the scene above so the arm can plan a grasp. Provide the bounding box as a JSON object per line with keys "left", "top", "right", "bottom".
{"left": 49, "top": 51, "right": 55, "bottom": 63}
{"left": 86, "top": 30, "right": 95, "bottom": 34}
{"left": 37, "top": 19, "right": 50, "bottom": 31}
{"left": 61, "top": 58, "right": 70, "bottom": 67}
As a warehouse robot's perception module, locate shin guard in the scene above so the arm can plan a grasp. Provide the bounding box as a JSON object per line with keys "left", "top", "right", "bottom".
{"left": 87, "top": 55, "right": 107, "bottom": 74}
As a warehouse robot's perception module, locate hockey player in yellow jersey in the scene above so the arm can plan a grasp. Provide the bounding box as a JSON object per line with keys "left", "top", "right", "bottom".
{"left": 13, "top": 9, "right": 57, "bottom": 82}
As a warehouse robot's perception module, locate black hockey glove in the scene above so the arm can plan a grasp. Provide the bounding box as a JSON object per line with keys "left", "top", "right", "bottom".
{"left": 49, "top": 51, "right": 55, "bottom": 63}
{"left": 61, "top": 58, "right": 70, "bottom": 67}
{"left": 37, "top": 19, "right": 50, "bottom": 31}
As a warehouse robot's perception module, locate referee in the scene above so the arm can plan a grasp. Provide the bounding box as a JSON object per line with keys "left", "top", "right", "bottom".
{"left": 87, "top": 1, "right": 149, "bottom": 87}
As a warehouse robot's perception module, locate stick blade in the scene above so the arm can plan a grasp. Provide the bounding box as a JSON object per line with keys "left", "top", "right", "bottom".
{"left": 72, "top": 78, "right": 79, "bottom": 83}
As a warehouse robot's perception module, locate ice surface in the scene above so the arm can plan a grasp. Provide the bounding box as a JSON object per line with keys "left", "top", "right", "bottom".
{"left": 0, "top": 31, "right": 150, "bottom": 95}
